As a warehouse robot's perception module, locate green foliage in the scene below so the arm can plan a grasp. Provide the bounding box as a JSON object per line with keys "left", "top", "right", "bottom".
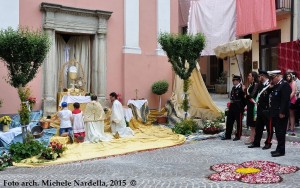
{"left": 17, "top": 87, "right": 31, "bottom": 102}
{"left": 216, "top": 71, "right": 227, "bottom": 84}
{"left": 19, "top": 103, "right": 30, "bottom": 125}
{"left": 0, "top": 152, "right": 13, "bottom": 171}
{"left": 172, "top": 119, "right": 199, "bottom": 135}
{"left": 152, "top": 80, "right": 169, "bottom": 95}
{"left": 158, "top": 32, "right": 205, "bottom": 80}
{"left": 216, "top": 112, "right": 225, "bottom": 123}
{"left": 182, "top": 79, "right": 191, "bottom": 113}
{"left": 0, "top": 27, "right": 51, "bottom": 88}
{"left": 9, "top": 137, "right": 45, "bottom": 162}
{"left": 158, "top": 32, "right": 205, "bottom": 118}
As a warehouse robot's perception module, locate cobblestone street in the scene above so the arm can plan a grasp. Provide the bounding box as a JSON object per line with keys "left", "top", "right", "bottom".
{"left": 1, "top": 137, "right": 300, "bottom": 188}
{"left": 1, "top": 94, "right": 300, "bottom": 188}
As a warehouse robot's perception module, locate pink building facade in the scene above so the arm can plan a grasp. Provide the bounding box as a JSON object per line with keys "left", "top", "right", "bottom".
{"left": 0, "top": 0, "right": 179, "bottom": 114}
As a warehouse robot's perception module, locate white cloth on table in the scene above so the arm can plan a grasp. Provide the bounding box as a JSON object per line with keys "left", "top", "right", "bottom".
{"left": 58, "top": 108, "right": 72, "bottom": 129}
{"left": 111, "top": 100, "right": 134, "bottom": 137}
{"left": 123, "top": 108, "right": 133, "bottom": 122}
{"left": 59, "top": 96, "right": 91, "bottom": 106}
{"left": 127, "top": 99, "right": 148, "bottom": 109}
{"left": 84, "top": 121, "right": 112, "bottom": 142}
{"left": 72, "top": 112, "right": 85, "bottom": 133}
{"left": 0, "top": 127, "right": 22, "bottom": 145}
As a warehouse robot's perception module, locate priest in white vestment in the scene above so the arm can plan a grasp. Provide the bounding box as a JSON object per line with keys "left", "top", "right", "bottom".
{"left": 109, "top": 92, "right": 134, "bottom": 137}
{"left": 84, "top": 95, "right": 112, "bottom": 143}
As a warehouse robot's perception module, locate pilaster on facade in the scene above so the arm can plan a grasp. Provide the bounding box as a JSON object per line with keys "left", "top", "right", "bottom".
{"left": 156, "top": 0, "right": 170, "bottom": 56}
{"left": 123, "top": 0, "right": 141, "bottom": 54}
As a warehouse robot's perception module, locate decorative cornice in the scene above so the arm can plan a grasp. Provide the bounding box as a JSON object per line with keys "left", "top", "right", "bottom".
{"left": 40, "top": 2, "right": 112, "bottom": 20}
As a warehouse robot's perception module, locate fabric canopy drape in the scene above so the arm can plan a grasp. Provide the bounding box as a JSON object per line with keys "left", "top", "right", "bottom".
{"left": 236, "top": 0, "right": 277, "bottom": 36}
{"left": 172, "top": 65, "right": 221, "bottom": 120}
{"left": 188, "top": 0, "right": 236, "bottom": 56}
{"left": 278, "top": 40, "right": 300, "bottom": 76}
{"left": 55, "top": 35, "right": 91, "bottom": 93}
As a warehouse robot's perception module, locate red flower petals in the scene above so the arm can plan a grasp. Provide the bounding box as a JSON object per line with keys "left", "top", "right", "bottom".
{"left": 208, "top": 160, "right": 299, "bottom": 184}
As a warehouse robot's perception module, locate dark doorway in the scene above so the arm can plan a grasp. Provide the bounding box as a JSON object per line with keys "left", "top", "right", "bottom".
{"left": 259, "top": 30, "right": 281, "bottom": 71}
{"left": 210, "top": 56, "right": 224, "bottom": 85}
{"left": 243, "top": 35, "right": 252, "bottom": 85}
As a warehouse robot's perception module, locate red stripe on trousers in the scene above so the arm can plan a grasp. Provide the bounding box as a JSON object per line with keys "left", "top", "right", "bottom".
{"left": 239, "top": 113, "right": 242, "bottom": 137}
{"left": 267, "top": 118, "right": 272, "bottom": 143}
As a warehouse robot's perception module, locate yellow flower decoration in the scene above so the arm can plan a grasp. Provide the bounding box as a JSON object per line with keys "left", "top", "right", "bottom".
{"left": 0, "top": 116, "right": 12, "bottom": 125}
{"left": 235, "top": 167, "right": 261, "bottom": 174}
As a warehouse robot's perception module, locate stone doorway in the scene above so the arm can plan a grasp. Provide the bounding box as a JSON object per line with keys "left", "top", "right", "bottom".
{"left": 40, "top": 3, "right": 112, "bottom": 115}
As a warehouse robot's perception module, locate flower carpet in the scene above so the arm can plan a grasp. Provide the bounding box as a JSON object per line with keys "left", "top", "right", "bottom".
{"left": 208, "top": 160, "right": 299, "bottom": 184}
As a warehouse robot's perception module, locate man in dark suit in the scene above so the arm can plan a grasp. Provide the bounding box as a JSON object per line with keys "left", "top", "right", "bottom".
{"left": 222, "top": 75, "right": 245, "bottom": 141}
{"left": 267, "top": 70, "right": 292, "bottom": 157}
{"left": 248, "top": 70, "right": 273, "bottom": 149}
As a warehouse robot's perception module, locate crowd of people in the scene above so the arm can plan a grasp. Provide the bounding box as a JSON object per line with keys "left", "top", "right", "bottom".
{"left": 57, "top": 92, "right": 134, "bottom": 144}
{"left": 222, "top": 69, "right": 300, "bottom": 157}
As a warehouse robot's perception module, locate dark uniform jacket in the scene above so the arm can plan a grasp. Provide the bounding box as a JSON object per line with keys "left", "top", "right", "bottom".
{"left": 256, "top": 81, "right": 271, "bottom": 114}
{"left": 269, "top": 79, "right": 292, "bottom": 117}
{"left": 229, "top": 83, "right": 246, "bottom": 112}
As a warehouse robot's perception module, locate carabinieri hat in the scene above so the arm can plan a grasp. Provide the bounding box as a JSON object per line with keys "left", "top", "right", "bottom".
{"left": 258, "top": 69, "right": 268, "bottom": 76}
{"left": 267, "top": 70, "right": 281, "bottom": 77}
{"left": 232, "top": 75, "right": 241, "bottom": 81}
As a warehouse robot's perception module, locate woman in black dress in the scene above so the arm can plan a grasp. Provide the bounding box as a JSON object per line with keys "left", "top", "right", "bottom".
{"left": 245, "top": 71, "right": 259, "bottom": 144}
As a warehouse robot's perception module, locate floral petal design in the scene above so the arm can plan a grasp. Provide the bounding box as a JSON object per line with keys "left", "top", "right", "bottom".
{"left": 208, "top": 160, "right": 299, "bottom": 184}
{"left": 208, "top": 172, "right": 242, "bottom": 181}
{"left": 211, "top": 163, "right": 243, "bottom": 172}
{"left": 277, "top": 166, "right": 299, "bottom": 174}
{"left": 240, "top": 160, "right": 280, "bottom": 173}
{"left": 240, "top": 172, "right": 282, "bottom": 184}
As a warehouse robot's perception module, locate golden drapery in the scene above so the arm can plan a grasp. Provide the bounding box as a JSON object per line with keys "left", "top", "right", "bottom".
{"left": 172, "top": 66, "right": 221, "bottom": 120}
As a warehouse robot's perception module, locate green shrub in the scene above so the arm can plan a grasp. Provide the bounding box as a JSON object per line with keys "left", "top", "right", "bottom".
{"left": 9, "top": 137, "right": 45, "bottom": 162}
{"left": 151, "top": 80, "right": 169, "bottom": 95}
{"left": 0, "top": 152, "right": 13, "bottom": 171}
{"left": 172, "top": 119, "right": 199, "bottom": 135}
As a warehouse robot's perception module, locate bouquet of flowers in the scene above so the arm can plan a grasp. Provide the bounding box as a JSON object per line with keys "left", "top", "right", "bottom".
{"left": 0, "top": 116, "right": 12, "bottom": 125}
{"left": 202, "top": 119, "right": 223, "bottom": 134}
{"left": 41, "top": 142, "right": 67, "bottom": 160}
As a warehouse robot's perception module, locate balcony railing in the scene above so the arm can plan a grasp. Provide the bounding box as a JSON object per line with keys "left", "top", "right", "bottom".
{"left": 275, "top": 0, "right": 292, "bottom": 11}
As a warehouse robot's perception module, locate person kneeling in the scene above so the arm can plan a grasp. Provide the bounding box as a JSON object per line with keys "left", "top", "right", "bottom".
{"left": 58, "top": 102, "right": 74, "bottom": 143}
{"left": 110, "top": 92, "right": 134, "bottom": 138}
{"left": 84, "top": 95, "right": 112, "bottom": 143}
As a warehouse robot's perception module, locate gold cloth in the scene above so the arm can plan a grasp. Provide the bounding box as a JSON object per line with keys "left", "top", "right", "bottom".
{"left": 14, "top": 125, "right": 185, "bottom": 167}
{"left": 173, "top": 68, "right": 221, "bottom": 119}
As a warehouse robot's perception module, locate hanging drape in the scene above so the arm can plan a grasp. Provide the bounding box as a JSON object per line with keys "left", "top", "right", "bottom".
{"left": 55, "top": 35, "right": 91, "bottom": 93}
{"left": 188, "top": 0, "right": 236, "bottom": 56}
{"left": 236, "top": 0, "right": 277, "bottom": 36}
{"left": 278, "top": 40, "right": 300, "bottom": 76}
{"left": 179, "top": 0, "right": 191, "bottom": 27}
